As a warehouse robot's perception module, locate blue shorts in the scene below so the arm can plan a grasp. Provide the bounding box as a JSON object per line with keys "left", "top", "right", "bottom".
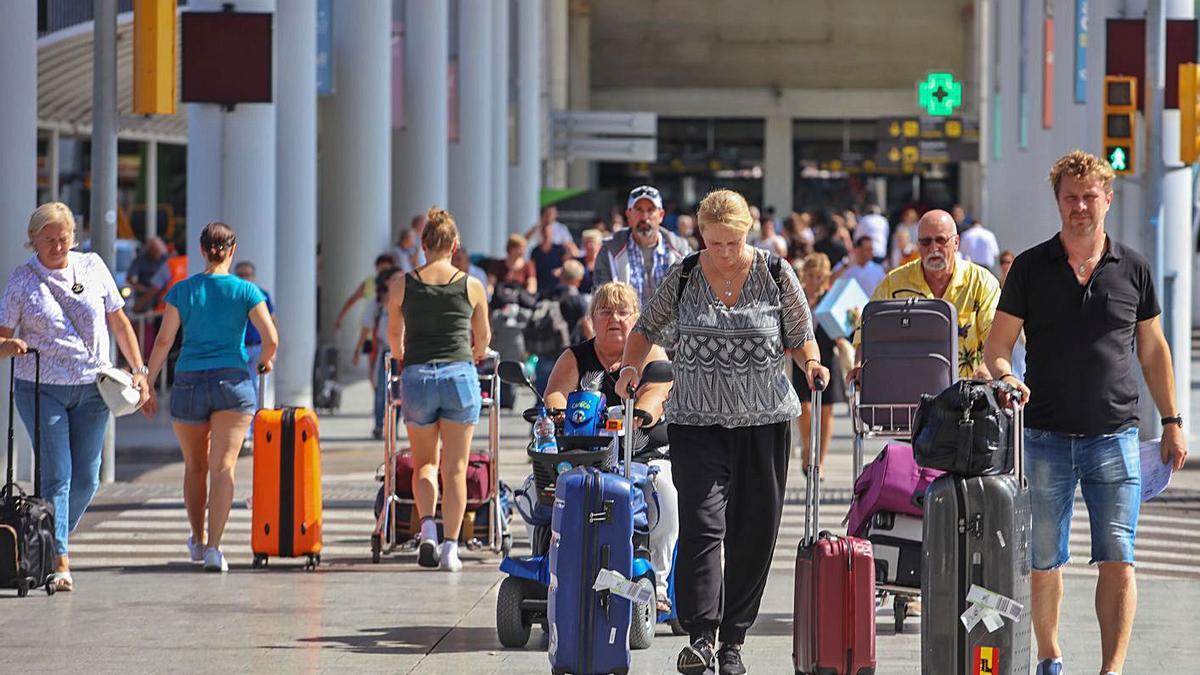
{"left": 170, "top": 368, "right": 258, "bottom": 424}
{"left": 400, "top": 361, "right": 481, "bottom": 426}
{"left": 1025, "top": 426, "right": 1141, "bottom": 569}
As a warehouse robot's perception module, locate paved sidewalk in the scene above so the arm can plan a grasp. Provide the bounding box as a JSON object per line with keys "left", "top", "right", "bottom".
{"left": 4, "top": 366, "right": 1200, "bottom": 673}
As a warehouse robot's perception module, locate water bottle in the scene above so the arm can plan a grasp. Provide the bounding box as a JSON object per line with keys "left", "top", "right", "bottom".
{"left": 533, "top": 407, "right": 558, "bottom": 454}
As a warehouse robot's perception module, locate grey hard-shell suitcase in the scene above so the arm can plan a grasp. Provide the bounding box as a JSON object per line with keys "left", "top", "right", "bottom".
{"left": 859, "top": 299, "right": 958, "bottom": 430}
{"left": 921, "top": 389, "right": 1032, "bottom": 675}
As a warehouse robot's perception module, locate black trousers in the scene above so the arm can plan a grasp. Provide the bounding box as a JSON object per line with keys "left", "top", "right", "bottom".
{"left": 668, "top": 421, "right": 790, "bottom": 644}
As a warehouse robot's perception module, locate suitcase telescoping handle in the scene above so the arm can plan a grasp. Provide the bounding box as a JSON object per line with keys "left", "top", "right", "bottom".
{"left": 6, "top": 349, "right": 41, "bottom": 497}
{"left": 992, "top": 379, "right": 1026, "bottom": 487}
{"left": 802, "top": 374, "right": 828, "bottom": 547}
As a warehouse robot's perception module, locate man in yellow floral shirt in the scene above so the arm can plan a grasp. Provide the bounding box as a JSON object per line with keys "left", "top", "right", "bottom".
{"left": 851, "top": 209, "right": 1000, "bottom": 378}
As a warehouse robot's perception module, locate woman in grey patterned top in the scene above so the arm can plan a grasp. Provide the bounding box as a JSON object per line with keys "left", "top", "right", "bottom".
{"left": 616, "top": 189, "right": 829, "bottom": 675}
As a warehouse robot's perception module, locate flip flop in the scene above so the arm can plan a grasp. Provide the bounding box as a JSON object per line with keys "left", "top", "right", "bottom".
{"left": 656, "top": 591, "right": 672, "bottom": 614}
{"left": 49, "top": 571, "right": 74, "bottom": 592}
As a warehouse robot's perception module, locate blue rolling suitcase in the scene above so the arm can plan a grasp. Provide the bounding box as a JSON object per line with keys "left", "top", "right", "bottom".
{"left": 548, "top": 466, "right": 637, "bottom": 675}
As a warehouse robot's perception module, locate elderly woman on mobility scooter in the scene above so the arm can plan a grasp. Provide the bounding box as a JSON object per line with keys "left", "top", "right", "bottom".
{"left": 542, "top": 281, "right": 678, "bottom": 616}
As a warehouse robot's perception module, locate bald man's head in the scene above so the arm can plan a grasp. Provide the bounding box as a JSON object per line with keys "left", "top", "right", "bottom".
{"left": 916, "top": 210, "right": 959, "bottom": 273}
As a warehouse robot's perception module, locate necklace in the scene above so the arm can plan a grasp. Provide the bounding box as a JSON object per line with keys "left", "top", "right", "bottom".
{"left": 712, "top": 250, "right": 749, "bottom": 298}
{"left": 1073, "top": 254, "right": 1100, "bottom": 276}
{"left": 70, "top": 266, "right": 83, "bottom": 294}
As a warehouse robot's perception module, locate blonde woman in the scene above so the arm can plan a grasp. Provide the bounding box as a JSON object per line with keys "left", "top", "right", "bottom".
{"left": 0, "top": 202, "right": 151, "bottom": 591}
{"left": 616, "top": 190, "right": 829, "bottom": 675}
{"left": 793, "top": 254, "right": 846, "bottom": 474}
{"left": 388, "top": 207, "right": 491, "bottom": 572}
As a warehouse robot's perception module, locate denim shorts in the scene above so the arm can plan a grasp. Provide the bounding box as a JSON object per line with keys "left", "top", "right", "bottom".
{"left": 170, "top": 368, "right": 258, "bottom": 424}
{"left": 400, "top": 361, "right": 481, "bottom": 426}
{"left": 1025, "top": 426, "right": 1141, "bottom": 569}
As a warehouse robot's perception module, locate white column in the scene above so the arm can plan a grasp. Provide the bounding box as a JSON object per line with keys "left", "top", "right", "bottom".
{"left": 145, "top": 139, "right": 157, "bottom": 240}
{"left": 763, "top": 114, "right": 793, "bottom": 218}
{"left": 393, "top": 1, "right": 448, "bottom": 228}
{"left": 48, "top": 130, "right": 60, "bottom": 202}
{"left": 448, "top": 0, "right": 492, "bottom": 256}
{"left": 490, "top": 0, "right": 510, "bottom": 255}
{"left": 546, "top": 0, "right": 568, "bottom": 188}
{"left": 1163, "top": 0, "right": 1192, "bottom": 437}
{"left": 276, "top": 0, "right": 317, "bottom": 407}
{"left": 319, "top": 1, "right": 391, "bottom": 353}
{"left": 0, "top": 2, "right": 37, "bottom": 484}
{"left": 509, "top": 0, "right": 543, "bottom": 235}
{"left": 566, "top": 0, "right": 591, "bottom": 188}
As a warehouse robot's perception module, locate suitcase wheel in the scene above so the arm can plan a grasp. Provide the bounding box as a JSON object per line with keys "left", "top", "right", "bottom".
{"left": 16, "top": 578, "right": 29, "bottom": 597}
{"left": 252, "top": 555, "right": 268, "bottom": 569}
{"left": 894, "top": 597, "right": 909, "bottom": 633}
{"left": 371, "top": 534, "right": 382, "bottom": 564}
{"left": 45, "top": 579, "right": 56, "bottom": 596}
{"left": 305, "top": 554, "right": 320, "bottom": 571}
{"left": 500, "top": 533, "right": 513, "bottom": 557}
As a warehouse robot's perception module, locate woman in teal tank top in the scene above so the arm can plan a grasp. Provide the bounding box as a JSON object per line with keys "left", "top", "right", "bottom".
{"left": 386, "top": 207, "right": 491, "bottom": 572}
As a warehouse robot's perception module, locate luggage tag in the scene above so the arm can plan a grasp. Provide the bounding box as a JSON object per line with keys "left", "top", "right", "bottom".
{"left": 961, "top": 584, "right": 1024, "bottom": 633}
{"left": 593, "top": 568, "right": 654, "bottom": 605}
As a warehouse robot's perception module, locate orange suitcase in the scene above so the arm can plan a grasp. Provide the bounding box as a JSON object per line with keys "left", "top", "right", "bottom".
{"left": 251, "top": 407, "right": 323, "bottom": 569}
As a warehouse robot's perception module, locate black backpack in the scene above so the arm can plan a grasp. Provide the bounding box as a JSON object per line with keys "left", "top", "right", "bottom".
{"left": 523, "top": 298, "right": 571, "bottom": 356}
{"left": 675, "top": 251, "right": 786, "bottom": 305}
{"left": 911, "top": 380, "right": 1013, "bottom": 476}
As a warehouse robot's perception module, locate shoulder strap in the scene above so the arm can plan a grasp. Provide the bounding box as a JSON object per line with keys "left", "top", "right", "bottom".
{"left": 767, "top": 253, "right": 785, "bottom": 293}
{"left": 26, "top": 262, "right": 98, "bottom": 362}
{"left": 675, "top": 253, "right": 701, "bottom": 305}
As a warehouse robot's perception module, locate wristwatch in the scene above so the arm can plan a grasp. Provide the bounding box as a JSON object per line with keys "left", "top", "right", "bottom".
{"left": 132, "top": 366, "right": 149, "bottom": 376}
{"left": 1161, "top": 414, "right": 1184, "bottom": 428}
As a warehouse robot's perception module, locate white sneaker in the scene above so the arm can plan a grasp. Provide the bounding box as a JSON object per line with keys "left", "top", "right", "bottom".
{"left": 203, "top": 548, "right": 228, "bottom": 573}
{"left": 188, "top": 535, "right": 205, "bottom": 563}
{"left": 439, "top": 542, "right": 462, "bottom": 572}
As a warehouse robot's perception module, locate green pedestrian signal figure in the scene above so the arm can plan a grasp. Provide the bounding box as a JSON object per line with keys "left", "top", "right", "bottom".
{"left": 1108, "top": 146, "right": 1128, "bottom": 171}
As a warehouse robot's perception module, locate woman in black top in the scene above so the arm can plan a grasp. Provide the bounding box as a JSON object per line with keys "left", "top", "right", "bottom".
{"left": 791, "top": 253, "right": 847, "bottom": 474}
{"left": 542, "top": 282, "right": 676, "bottom": 612}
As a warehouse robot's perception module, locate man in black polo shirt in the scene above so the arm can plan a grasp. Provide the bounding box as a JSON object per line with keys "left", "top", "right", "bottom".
{"left": 984, "top": 150, "right": 1188, "bottom": 675}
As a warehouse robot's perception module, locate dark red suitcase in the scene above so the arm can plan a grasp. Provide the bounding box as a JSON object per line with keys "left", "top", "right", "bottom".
{"left": 794, "top": 385, "right": 877, "bottom": 675}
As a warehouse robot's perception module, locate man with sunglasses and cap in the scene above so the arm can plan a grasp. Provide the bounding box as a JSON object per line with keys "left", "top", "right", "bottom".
{"left": 849, "top": 208, "right": 1000, "bottom": 381}
{"left": 593, "top": 185, "right": 692, "bottom": 308}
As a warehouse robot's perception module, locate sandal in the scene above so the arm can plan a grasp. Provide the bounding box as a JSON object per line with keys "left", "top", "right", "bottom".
{"left": 656, "top": 591, "right": 672, "bottom": 614}
{"left": 49, "top": 571, "right": 74, "bottom": 592}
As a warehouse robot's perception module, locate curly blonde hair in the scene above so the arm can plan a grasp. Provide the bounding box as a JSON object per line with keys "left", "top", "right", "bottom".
{"left": 589, "top": 282, "right": 640, "bottom": 319}
{"left": 1048, "top": 150, "right": 1116, "bottom": 196}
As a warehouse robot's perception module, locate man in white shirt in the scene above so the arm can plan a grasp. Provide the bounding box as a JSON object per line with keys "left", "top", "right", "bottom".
{"left": 525, "top": 205, "right": 575, "bottom": 248}
{"left": 959, "top": 220, "right": 1000, "bottom": 270}
{"left": 832, "top": 236, "right": 887, "bottom": 296}
{"left": 856, "top": 205, "right": 890, "bottom": 263}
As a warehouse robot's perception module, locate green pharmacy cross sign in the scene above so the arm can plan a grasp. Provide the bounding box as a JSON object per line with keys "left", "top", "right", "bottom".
{"left": 918, "top": 72, "right": 963, "bottom": 116}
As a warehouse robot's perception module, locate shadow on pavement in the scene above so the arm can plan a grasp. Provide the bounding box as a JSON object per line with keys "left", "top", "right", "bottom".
{"left": 295, "top": 624, "right": 536, "bottom": 655}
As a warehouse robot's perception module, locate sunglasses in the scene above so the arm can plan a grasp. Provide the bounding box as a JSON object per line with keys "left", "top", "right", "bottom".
{"left": 917, "top": 235, "right": 955, "bottom": 247}
{"left": 630, "top": 186, "right": 660, "bottom": 200}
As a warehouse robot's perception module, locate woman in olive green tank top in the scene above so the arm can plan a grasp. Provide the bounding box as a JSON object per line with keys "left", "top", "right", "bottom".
{"left": 386, "top": 207, "right": 491, "bottom": 572}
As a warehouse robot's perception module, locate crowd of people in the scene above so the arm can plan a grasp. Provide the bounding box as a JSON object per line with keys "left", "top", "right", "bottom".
{"left": 0, "top": 149, "right": 1186, "bottom": 675}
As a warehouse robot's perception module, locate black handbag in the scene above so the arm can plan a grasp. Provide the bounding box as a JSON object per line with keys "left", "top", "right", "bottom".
{"left": 911, "top": 379, "right": 1013, "bottom": 476}
{"left": 0, "top": 350, "right": 58, "bottom": 597}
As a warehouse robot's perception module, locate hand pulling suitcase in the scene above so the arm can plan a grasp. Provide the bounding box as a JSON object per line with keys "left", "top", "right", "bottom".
{"left": 921, "top": 389, "right": 1032, "bottom": 675}
{"left": 0, "top": 351, "right": 56, "bottom": 597}
{"left": 251, "top": 375, "right": 323, "bottom": 569}
{"left": 548, "top": 466, "right": 638, "bottom": 675}
{"left": 794, "top": 382, "right": 877, "bottom": 675}
{"left": 859, "top": 298, "right": 958, "bottom": 429}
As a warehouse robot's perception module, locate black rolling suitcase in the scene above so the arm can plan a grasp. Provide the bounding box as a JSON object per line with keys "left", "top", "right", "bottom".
{"left": 920, "top": 384, "right": 1031, "bottom": 674}
{"left": 0, "top": 350, "right": 57, "bottom": 597}
{"left": 858, "top": 298, "right": 958, "bottom": 430}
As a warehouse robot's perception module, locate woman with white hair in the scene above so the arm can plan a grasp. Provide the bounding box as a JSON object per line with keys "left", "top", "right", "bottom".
{"left": 0, "top": 202, "right": 151, "bottom": 591}
{"left": 616, "top": 189, "right": 829, "bottom": 675}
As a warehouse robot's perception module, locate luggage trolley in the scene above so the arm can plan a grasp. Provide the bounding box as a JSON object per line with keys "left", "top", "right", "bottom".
{"left": 848, "top": 297, "right": 960, "bottom": 633}
{"left": 371, "top": 351, "right": 509, "bottom": 563}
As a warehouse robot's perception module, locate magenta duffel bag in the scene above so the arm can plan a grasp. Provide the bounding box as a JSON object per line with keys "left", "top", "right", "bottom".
{"left": 846, "top": 442, "right": 944, "bottom": 537}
